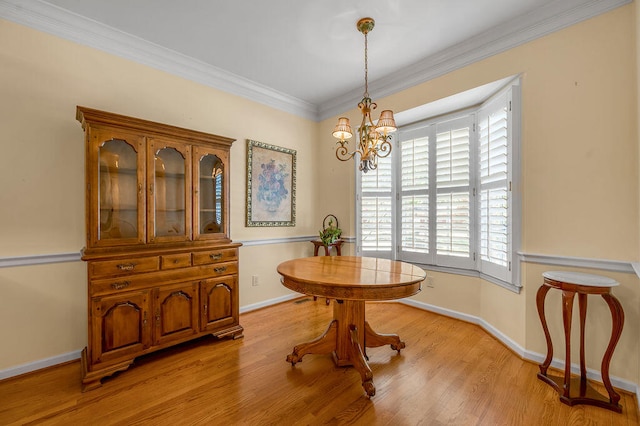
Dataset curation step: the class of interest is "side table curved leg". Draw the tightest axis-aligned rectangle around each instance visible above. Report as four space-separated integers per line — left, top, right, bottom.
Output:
578 293 588 381
561 289 576 399
601 293 625 409
348 325 375 397
286 320 337 365
536 284 553 376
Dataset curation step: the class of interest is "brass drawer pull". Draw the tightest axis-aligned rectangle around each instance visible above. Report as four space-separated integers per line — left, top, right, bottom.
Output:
214 266 227 273
111 281 131 290
117 263 135 271
209 253 223 260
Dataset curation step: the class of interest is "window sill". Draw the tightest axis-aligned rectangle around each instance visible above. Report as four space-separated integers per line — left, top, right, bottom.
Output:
411 262 522 294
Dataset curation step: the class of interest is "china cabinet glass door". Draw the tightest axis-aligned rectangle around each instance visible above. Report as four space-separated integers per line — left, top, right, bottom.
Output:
148 138 192 242
91 129 145 247
193 147 228 240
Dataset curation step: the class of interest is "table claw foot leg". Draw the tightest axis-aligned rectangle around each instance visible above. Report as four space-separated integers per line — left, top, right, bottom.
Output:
390 340 406 353
348 325 376 397
286 352 301 365
285 320 337 366
364 321 406 354
363 380 376 397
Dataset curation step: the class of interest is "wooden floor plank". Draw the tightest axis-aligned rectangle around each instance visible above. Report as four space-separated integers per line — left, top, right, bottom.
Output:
0 299 637 425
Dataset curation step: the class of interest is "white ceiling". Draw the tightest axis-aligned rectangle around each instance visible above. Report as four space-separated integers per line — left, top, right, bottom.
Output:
0 0 631 120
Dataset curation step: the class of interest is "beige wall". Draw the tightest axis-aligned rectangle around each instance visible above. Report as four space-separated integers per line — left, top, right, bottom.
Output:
0 18 319 370
318 4 639 384
1 4 639 391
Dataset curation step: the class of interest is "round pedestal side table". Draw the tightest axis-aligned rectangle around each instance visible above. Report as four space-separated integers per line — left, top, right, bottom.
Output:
536 271 624 412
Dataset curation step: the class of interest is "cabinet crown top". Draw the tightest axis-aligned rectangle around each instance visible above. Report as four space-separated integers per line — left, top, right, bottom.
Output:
76 106 235 147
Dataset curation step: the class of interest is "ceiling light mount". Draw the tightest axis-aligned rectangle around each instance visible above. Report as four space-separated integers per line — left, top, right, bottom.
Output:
356 17 375 35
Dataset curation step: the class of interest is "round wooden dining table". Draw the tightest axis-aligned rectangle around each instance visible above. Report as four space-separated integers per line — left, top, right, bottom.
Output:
277 256 426 397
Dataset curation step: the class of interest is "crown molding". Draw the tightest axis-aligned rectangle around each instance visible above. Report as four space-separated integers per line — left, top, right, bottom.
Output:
0 0 631 122
318 0 632 121
0 0 319 120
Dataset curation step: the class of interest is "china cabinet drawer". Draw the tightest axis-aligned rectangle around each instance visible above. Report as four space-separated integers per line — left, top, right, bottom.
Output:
161 253 192 270
205 261 238 277
89 256 159 277
192 248 237 265
90 276 149 296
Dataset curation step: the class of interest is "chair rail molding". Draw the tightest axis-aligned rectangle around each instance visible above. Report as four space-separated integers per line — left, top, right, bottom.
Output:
0 252 81 268
517 251 638 277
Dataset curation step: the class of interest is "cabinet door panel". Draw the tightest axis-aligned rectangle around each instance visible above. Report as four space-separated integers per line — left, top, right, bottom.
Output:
148 138 192 243
91 291 150 365
201 276 238 332
193 146 229 241
88 127 145 248
154 282 199 345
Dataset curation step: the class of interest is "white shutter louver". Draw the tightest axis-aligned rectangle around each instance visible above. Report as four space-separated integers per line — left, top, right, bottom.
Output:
400 136 429 255
360 154 393 254
436 124 471 260
478 92 511 280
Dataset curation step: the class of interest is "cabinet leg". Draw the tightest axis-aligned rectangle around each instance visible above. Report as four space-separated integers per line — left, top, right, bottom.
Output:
80 348 134 393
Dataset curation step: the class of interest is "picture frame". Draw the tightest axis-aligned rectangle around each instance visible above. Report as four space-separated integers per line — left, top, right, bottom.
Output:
246 139 296 227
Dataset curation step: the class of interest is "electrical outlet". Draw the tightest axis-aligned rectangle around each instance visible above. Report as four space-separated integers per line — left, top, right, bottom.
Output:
426 275 434 288
252 275 259 286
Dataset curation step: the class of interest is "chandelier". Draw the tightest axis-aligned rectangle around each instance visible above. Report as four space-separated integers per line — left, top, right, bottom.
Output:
332 17 397 173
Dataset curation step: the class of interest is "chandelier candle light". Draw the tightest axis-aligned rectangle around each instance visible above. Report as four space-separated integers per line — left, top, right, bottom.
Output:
332 17 397 173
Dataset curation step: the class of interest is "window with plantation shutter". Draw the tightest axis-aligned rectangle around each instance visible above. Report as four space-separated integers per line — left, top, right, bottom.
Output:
358 153 393 257
395 115 474 269
435 117 473 268
477 89 516 282
356 78 520 290
399 130 430 263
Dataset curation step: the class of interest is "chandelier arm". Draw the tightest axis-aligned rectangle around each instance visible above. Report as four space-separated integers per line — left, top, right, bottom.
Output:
335 143 357 162
376 139 393 158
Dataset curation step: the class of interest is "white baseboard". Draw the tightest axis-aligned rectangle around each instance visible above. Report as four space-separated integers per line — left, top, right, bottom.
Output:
239 293 299 313
400 298 639 397
0 350 82 381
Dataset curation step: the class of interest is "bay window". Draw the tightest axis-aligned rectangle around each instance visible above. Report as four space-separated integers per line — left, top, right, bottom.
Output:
356 79 520 290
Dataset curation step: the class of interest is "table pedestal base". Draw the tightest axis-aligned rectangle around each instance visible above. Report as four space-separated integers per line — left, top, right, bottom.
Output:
286 299 404 397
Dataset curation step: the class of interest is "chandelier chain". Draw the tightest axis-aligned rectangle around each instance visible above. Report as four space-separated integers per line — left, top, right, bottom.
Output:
364 31 369 98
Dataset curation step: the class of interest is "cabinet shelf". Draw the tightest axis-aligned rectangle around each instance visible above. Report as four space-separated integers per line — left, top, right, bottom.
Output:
154 172 185 179
99 165 137 175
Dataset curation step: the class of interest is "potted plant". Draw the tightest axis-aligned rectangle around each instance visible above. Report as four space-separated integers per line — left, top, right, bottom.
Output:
319 215 342 246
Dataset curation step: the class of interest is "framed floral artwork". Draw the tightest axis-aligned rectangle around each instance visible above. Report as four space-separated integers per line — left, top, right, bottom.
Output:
246 140 296 227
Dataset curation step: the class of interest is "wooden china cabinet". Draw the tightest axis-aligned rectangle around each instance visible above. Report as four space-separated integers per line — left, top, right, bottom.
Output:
77 107 242 391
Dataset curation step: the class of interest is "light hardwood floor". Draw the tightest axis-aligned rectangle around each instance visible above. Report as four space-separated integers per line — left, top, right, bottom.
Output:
1 299 637 425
